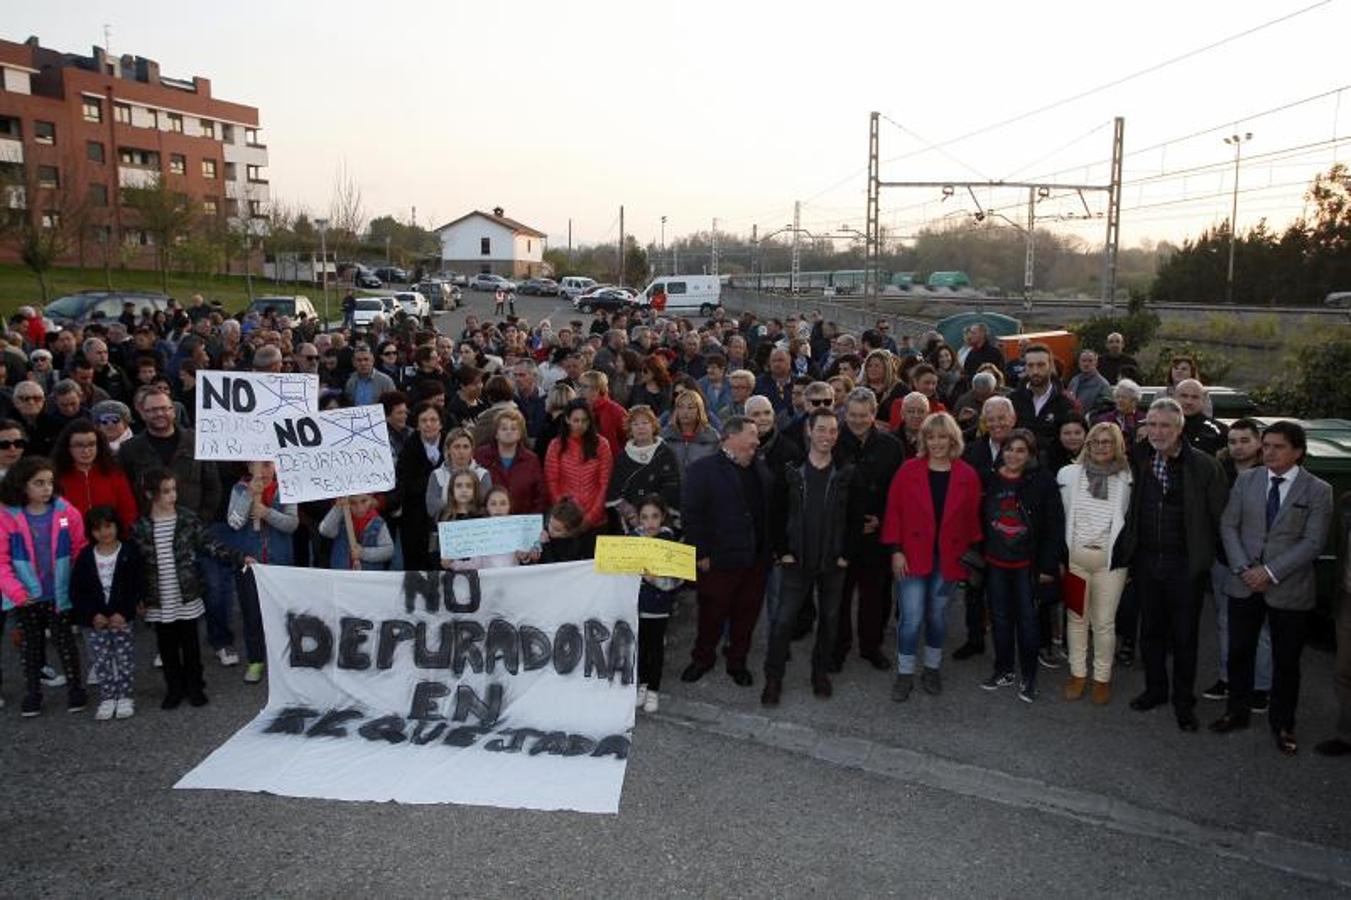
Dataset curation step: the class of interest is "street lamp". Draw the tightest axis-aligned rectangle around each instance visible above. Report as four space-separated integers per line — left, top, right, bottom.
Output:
1223 132 1252 304
314 217 330 326
660 216 667 276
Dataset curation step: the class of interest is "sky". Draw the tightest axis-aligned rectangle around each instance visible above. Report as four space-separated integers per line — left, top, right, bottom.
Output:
11 0 1351 254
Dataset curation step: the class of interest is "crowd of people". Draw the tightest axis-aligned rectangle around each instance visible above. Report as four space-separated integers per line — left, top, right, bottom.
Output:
0 292 1347 759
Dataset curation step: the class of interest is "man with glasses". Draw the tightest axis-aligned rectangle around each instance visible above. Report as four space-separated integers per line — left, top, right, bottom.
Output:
874 319 899 355
119 387 233 666
291 343 320 375
12 384 54 456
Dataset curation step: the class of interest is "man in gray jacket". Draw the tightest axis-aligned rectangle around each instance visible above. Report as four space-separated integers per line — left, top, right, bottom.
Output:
344 347 396 407
1210 420 1333 755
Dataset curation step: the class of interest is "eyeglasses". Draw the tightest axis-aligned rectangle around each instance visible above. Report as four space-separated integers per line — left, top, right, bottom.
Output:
0 439 27 450
302 354 319 360
96 415 123 426
16 395 42 403
808 398 833 407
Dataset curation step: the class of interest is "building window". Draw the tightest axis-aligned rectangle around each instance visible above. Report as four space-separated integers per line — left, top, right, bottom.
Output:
82 97 103 122
203 198 218 215
147 109 159 129
221 124 234 143
224 162 237 180
35 121 55 145
224 198 239 217
41 211 61 229
200 119 215 139
245 127 261 146
87 140 105 163
248 199 264 217
481 237 491 255
527 239 532 253
167 113 183 133
0 116 20 138
37 166 59 189
201 159 217 179
246 164 265 182
169 154 186 175
88 183 109 207
114 103 131 124
119 147 159 168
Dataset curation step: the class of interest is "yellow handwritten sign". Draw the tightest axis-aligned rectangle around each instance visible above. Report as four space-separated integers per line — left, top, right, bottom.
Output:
593 536 697 581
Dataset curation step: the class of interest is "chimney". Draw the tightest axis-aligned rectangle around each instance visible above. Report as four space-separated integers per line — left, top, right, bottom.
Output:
492 206 504 218
193 76 211 96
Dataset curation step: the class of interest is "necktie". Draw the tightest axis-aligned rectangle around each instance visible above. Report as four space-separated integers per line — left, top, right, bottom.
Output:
1265 476 1285 529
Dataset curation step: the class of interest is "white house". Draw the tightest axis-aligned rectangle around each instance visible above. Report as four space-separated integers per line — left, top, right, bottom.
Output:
433 207 548 278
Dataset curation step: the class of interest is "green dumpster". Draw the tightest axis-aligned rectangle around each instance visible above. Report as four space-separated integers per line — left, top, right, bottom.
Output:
934 312 1022 350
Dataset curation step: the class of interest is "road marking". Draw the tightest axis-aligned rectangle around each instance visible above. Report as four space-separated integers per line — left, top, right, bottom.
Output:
651 697 1351 889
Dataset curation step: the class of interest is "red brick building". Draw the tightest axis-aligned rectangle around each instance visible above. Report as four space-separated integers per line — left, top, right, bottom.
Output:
0 35 269 267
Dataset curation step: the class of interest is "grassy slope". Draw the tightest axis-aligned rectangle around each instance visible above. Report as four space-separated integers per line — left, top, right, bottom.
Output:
0 264 334 316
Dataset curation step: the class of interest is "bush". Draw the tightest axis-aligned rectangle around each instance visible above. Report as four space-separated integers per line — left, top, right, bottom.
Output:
1070 310 1161 356
1146 342 1233 384
1250 331 1351 418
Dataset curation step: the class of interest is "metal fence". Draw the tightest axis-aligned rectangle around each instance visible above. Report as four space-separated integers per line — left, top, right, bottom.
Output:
722 288 936 335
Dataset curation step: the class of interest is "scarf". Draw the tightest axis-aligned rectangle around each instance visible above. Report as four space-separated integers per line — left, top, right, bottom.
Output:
351 506 379 540
256 478 279 510
1084 459 1116 501
625 438 662 465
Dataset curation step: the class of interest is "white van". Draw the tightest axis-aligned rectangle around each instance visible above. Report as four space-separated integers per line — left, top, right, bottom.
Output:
558 276 597 300
635 275 722 316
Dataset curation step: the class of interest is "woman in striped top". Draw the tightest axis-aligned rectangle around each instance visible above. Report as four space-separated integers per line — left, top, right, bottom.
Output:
131 468 253 710
1056 422 1134 706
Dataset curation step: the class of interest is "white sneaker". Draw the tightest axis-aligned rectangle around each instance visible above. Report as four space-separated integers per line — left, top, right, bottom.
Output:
643 691 660 714
95 699 117 721
40 665 66 687
153 653 162 669
217 647 240 667
115 697 135 719
0 694 6 708
87 667 100 686
635 684 648 708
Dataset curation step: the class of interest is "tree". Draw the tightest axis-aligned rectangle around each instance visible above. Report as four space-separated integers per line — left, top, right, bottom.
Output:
0 162 87 300
328 160 365 264
121 174 196 292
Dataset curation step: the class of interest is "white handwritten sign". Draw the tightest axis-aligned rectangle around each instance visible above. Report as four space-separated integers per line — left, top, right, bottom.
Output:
175 561 639 812
270 404 396 503
438 514 543 559
195 372 319 461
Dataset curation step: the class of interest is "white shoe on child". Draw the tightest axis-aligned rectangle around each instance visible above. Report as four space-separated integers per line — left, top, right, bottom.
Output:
635 685 648 709
643 691 660 714
153 654 162 669
217 647 240 667
115 697 135 719
95 699 117 721
87 667 100 686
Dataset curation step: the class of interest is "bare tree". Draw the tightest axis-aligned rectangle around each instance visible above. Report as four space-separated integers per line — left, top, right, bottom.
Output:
121 174 196 293
0 163 89 300
328 159 365 263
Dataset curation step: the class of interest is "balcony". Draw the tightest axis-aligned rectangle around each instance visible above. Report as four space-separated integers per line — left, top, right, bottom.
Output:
118 166 160 188
0 136 21 164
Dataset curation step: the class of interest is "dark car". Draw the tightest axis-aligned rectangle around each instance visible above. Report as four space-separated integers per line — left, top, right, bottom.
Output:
518 278 559 296
373 266 409 285
573 287 633 314
43 290 172 327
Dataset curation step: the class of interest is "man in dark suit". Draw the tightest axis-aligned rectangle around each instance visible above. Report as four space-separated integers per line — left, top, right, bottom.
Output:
1010 343 1075 464
1210 421 1333 755
1316 492 1351 757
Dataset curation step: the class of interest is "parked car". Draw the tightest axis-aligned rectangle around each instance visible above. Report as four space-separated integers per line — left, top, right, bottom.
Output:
247 295 319 321
438 271 469 287
392 290 431 319
469 273 517 292
351 297 388 328
413 281 454 311
373 266 409 285
340 263 383 289
573 287 634 314
43 290 172 327
558 276 597 300
518 278 559 296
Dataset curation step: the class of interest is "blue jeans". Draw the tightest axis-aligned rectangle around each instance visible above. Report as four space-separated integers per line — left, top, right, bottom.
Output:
986 564 1039 684
895 556 953 674
201 526 238 650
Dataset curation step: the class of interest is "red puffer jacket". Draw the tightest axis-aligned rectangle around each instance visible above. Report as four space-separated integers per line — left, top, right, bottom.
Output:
544 434 614 529
59 466 140 533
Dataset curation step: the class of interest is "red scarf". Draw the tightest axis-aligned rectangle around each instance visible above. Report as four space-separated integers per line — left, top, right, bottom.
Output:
351 506 379 540
248 477 279 510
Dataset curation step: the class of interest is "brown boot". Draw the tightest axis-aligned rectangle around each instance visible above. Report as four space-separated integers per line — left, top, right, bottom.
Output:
1091 680 1112 705
1063 675 1087 701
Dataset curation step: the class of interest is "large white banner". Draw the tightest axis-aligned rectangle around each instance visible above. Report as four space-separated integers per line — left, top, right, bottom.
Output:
269 404 396 503
176 562 640 813
195 371 320 461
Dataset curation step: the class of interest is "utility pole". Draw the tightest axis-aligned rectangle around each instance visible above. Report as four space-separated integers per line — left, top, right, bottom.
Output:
1223 132 1252 304
1023 188 1036 313
865 111 880 311
411 205 417 227
567 218 573 265
315 217 330 326
710 218 719 276
618 205 625 286
1101 116 1124 309
660 215 666 276
790 201 801 294
750 224 758 287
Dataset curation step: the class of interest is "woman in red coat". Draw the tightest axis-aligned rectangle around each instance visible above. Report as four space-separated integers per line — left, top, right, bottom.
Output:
880 411 983 701
474 407 547 515
53 420 139 533
544 399 614 547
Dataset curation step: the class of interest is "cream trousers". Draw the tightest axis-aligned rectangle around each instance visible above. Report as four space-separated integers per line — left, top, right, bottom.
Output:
1066 545 1128 682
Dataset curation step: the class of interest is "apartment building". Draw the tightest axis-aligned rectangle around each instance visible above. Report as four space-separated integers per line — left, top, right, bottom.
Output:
0 35 268 264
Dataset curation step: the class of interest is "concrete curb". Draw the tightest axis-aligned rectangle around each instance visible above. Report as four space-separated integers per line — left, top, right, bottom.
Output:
653 697 1351 890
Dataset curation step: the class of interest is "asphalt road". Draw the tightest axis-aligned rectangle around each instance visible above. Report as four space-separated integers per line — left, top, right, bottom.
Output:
1 289 1348 897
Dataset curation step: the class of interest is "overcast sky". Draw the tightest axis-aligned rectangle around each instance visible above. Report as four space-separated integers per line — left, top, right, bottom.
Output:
13 0 1350 252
